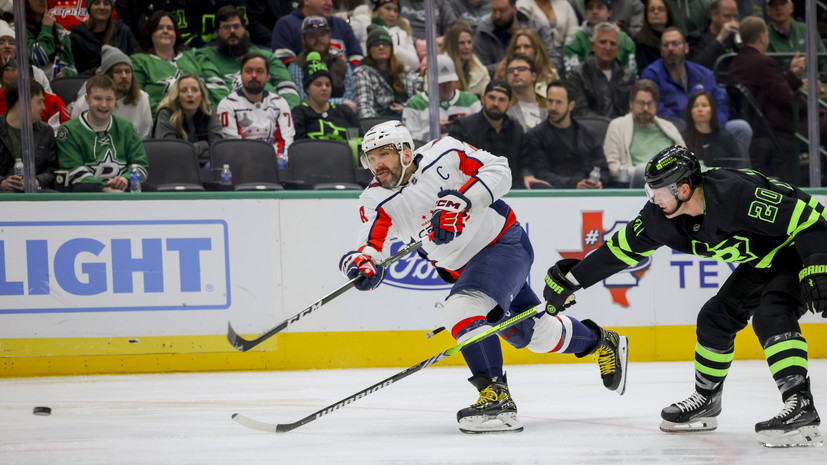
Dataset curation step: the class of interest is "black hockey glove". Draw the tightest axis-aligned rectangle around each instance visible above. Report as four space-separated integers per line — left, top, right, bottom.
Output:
800 253 827 318
543 258 581 316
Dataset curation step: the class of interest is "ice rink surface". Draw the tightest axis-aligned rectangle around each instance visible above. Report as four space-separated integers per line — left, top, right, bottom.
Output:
2 359 826 465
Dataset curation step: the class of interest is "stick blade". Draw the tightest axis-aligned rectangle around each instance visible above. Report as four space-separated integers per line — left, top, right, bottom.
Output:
232 413 295 433
226 322 256 352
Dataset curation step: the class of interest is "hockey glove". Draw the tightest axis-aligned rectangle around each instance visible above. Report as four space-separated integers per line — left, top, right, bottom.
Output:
800 253 827 317
340 251 386 291
543 258 582 316
430 190 472 245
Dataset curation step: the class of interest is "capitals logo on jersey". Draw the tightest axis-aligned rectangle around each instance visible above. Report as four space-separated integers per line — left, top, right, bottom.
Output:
558 211 652 307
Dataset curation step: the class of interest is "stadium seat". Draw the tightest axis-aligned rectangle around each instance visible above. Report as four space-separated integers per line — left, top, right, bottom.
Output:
288 139 362 190
143 139 205 192
209 139 285 191
359 116 396 135
49 76 86 105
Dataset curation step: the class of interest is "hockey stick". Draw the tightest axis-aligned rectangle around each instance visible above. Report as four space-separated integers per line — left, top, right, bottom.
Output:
231 305 539 433
227 239 425 352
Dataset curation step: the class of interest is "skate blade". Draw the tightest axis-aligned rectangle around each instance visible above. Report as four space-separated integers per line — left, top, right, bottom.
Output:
659 417 718 432
458 412 524 434
758 425 823 448
615 336 629 396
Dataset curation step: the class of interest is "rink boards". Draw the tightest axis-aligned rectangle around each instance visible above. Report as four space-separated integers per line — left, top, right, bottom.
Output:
2 190 826 377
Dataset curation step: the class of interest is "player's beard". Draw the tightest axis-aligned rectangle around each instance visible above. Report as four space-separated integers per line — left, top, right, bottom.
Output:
243 79 265 95
375 166 401 189
218 34 252 58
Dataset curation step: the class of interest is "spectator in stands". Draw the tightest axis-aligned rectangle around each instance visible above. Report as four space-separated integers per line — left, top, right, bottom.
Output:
449 0 493 31
494 28 560 97
686 0 741 70
0 20 53 93
399 0 457 40
521 80 609 189
563 0 637 74
114 0 187 41
634 0 675 73
0 81 57 192
663 0 710 37
439 20 490 96
516 0 578 49
195 5 300 109
504 54 546 131
353 26 422 120
474 0 563 75
248 0 295 48
217 52 295 165
131 11 217 113
0 60 69 133
609 0 645 36
448 79 525 188
402 54 481 141
153 73 223 166
350 0 419 71
71 46 152 139
292 52 360 142
603 78 684 186
57 74 148 192
682 90 750 168
766 0 827 76
25 0 77 78
272 0 364 66
568 22 637 119
729 15 826 183
640 26 752 148
70 0 137 77
179 0 247 49
288 16 356 113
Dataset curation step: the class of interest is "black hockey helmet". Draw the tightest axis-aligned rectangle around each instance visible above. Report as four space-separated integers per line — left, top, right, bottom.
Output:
644 146 701 190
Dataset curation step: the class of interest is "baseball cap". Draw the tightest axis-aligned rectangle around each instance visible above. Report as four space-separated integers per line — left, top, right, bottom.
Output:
302 16 330 35
0 20 14 40
586 0 612 8
484 79 512 99
436 55 459 84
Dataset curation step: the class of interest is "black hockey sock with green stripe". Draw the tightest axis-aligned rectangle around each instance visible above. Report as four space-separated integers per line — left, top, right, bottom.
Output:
763 332 809 400
694 343 734 396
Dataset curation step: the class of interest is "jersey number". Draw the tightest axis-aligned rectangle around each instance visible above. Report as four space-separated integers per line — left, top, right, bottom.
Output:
748 188 781 223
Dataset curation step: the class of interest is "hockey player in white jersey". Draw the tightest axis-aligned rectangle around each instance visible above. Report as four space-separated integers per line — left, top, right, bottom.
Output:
339 120 629 433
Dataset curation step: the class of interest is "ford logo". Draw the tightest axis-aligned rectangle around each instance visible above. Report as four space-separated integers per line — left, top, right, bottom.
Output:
383 240 452 291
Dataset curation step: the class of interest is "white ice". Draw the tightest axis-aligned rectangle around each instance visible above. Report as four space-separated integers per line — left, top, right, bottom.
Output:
2 360 826 464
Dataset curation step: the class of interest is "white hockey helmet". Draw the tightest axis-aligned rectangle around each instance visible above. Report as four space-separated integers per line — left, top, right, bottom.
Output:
360 120 414 169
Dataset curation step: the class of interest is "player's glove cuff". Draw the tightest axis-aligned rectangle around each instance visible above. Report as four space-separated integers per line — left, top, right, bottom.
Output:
543 258 582 315
340 251 386 291
800 253 827 317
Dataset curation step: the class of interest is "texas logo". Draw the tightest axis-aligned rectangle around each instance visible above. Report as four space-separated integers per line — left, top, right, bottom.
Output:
558 211 652 307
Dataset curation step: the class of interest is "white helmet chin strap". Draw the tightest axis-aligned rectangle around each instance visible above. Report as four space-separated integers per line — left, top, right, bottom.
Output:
395 145 413 188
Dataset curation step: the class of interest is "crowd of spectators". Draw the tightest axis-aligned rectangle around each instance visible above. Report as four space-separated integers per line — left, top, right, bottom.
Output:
0 0 825 193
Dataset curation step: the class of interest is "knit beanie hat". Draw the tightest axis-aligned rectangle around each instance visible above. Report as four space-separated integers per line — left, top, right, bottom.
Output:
0 20 14 40
303 51 332 90
100 45 131 75
366 25 392 50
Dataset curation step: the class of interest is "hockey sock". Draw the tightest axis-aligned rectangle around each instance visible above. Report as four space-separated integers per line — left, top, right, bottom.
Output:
763 332 809 400
460 334 504 379
694 342 734 396
559 317 598 355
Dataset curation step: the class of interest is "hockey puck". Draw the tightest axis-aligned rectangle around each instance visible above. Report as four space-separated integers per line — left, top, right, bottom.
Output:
33 406 51 416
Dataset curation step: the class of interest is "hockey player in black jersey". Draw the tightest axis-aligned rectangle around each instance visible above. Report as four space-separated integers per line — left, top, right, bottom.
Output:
543 146 827 447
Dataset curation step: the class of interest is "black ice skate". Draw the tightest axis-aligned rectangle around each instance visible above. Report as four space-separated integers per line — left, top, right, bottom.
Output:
457 374 523 434
755 387 822 448
660 390 722 432
577 319 629 395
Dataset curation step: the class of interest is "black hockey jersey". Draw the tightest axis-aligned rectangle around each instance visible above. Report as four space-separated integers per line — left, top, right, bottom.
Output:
571 168 827 288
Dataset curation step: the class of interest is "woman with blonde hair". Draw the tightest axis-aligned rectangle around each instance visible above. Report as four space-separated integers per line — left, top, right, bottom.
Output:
153 73 223 166
439 20 489 96
495 28 560 98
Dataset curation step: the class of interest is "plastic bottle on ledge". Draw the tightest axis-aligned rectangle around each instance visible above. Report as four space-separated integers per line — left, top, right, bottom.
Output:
617 164 629 184
129 166 141 192
220 164 233 187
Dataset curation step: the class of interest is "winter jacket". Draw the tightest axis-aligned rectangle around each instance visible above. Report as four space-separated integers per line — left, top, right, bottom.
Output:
349 5 420 71
449 111 524 189
69 21 138 77
0 115 57 189
353 64 422 120
640 58 729 125
664 0 711 37
272 9 364 65
568 55 638 120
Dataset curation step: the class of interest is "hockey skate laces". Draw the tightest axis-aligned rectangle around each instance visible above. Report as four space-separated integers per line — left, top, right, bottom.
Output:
595 347 616 376
675 392 708 412
773 395 799 419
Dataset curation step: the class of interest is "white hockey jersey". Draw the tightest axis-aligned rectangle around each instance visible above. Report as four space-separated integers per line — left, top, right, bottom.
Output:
354 136 515 272
217 89 295 156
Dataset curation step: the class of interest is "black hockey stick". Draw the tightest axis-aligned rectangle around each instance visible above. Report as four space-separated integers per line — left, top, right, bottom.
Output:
227 239 425 352
231 305 539 433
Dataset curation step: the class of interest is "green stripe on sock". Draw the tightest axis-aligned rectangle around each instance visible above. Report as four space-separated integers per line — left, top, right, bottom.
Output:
768 356 809 375
695 343 734 363
764 339 808 358
695 360 730 378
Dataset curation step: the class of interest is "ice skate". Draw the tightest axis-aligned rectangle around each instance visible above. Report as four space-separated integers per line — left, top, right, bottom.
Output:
755 387 822 448
578 320 628 395
457 374 523 434
660 390 722 432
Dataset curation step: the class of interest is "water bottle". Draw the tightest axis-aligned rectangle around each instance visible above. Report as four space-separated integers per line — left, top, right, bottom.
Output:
277 152 288 169
734 32 743 48
220 164 232 185
589 166 601 183
617 164 630 184
129 166 141 192
14 160 23 177
52 51 62 79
